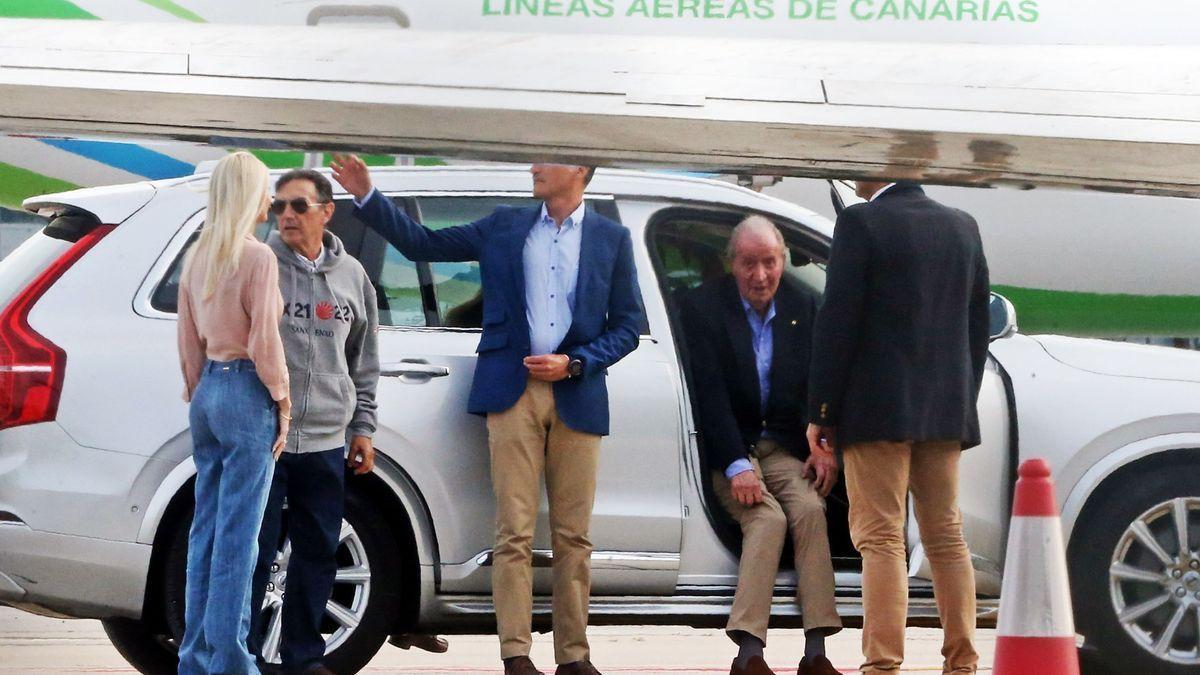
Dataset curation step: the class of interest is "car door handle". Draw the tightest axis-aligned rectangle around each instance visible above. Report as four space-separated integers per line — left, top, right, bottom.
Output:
381 360 450 379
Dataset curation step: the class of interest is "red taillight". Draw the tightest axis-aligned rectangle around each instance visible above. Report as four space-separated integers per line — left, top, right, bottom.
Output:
0 225 115 431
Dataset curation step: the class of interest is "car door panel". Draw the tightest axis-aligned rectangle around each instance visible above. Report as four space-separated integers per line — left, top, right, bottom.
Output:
367 194 683 596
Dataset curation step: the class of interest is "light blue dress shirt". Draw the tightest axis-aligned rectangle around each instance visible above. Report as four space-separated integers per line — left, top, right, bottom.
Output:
725 297 777 479
525 201 586 356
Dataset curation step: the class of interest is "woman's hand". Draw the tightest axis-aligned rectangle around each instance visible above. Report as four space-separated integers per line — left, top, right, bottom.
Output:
273 398 291 460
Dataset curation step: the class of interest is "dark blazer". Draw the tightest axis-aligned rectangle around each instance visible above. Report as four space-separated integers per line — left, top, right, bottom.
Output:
808 182 991 449
681 275 819 472
354 192 645 436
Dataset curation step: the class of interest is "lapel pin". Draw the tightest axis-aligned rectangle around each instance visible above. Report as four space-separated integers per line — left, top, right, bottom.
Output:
790 319 798 326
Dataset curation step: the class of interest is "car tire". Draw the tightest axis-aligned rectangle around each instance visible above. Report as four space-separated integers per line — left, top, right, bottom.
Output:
161 485 405 674
100 617 178 675
1069 462 1200 675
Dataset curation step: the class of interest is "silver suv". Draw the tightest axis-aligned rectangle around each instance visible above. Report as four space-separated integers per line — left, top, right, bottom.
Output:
2 167 1199 674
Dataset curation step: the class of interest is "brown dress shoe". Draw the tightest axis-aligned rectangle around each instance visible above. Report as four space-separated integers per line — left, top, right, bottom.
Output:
730 656 778 675
505 656 546 675
796 654 841 675
554 661 602 675
389 633 450 653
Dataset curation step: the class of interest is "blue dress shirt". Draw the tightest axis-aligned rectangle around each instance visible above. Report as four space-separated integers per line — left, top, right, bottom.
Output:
525 201 585 356
725 296 777 479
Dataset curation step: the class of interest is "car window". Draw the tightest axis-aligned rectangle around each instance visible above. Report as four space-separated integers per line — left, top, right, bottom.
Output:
415 196 538 328
375 234 427 328
150 219 275 314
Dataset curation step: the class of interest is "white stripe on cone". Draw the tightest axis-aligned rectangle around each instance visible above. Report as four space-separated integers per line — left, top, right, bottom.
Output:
997 516 1075 637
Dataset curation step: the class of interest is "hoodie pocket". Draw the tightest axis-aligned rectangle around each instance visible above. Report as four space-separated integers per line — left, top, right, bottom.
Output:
303 373 355 435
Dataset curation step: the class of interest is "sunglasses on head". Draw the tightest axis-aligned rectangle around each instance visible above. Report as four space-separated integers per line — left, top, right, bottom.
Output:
270 197 328 215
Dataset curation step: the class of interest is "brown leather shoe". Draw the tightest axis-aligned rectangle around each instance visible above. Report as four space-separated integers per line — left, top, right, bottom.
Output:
390 633 450 653
505 656 546 675
730 656 778 675
554 661 602 675
796 654 840 675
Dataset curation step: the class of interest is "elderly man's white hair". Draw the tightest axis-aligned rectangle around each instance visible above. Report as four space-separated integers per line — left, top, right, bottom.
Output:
726 214 786 260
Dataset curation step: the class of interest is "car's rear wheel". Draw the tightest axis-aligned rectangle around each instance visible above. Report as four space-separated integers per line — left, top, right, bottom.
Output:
159 486 403 674
1070 462 1200 674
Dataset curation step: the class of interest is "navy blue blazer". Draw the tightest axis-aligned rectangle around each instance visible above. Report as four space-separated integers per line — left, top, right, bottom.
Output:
354 192 645 436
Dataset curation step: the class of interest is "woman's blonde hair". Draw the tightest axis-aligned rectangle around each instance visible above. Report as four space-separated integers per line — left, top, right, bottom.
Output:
186 151 270 298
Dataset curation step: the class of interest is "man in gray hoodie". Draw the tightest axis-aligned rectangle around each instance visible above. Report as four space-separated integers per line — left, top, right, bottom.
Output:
247 169 380 675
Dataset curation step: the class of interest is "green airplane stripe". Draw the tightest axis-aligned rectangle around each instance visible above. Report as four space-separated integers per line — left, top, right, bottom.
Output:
994 285 1200 337
0 162 80 209
135 0 205 22
246 150 399 170
0 0 97 19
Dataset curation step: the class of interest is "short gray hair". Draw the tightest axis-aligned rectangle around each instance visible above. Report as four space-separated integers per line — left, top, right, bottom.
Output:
726 214 786 261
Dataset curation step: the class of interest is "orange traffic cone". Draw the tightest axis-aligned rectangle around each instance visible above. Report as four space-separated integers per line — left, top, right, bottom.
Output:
993 458 1080 675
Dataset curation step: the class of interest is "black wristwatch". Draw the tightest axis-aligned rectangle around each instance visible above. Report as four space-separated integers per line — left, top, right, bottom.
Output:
567 357 584 379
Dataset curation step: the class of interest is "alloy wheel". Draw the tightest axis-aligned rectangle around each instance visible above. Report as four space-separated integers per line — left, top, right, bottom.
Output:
258 519 372 665
1109 497 1200 665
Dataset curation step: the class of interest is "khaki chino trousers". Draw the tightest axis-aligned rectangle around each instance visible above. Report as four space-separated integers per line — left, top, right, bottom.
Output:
712 438 843 642
487 378 601 665
843 440 978 674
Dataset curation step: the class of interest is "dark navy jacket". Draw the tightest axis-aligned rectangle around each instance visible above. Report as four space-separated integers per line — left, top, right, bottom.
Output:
808 183 991 449
354 192 645 436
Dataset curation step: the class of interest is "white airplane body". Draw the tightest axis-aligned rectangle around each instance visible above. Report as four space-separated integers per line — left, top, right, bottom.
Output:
0 4 1197 337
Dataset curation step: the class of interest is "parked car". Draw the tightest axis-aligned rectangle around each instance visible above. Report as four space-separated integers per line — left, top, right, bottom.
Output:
1 167 1198 674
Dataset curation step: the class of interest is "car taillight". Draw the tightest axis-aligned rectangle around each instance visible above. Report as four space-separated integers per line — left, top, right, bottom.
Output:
0 224 115 431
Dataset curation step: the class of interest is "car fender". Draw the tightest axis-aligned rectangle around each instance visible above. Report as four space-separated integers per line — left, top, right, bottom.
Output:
135 450 439 576
1060 431 1200 538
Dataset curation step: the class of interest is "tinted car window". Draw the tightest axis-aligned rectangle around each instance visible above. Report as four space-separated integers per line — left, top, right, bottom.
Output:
416 196 538 329
376 241 426 327
150 219 275 314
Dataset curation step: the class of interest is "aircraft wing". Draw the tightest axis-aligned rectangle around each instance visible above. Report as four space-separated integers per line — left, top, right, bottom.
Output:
0 19 1197 195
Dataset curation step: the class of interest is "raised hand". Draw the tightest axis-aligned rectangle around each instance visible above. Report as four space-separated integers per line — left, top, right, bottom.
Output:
330 153 373 202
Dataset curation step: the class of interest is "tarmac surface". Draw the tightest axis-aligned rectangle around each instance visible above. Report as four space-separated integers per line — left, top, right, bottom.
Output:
0 607 997 674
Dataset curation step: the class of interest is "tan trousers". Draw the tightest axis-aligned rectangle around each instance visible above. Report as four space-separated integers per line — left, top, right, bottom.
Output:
487 378 601 665
712 439 842 642
843 441 978 674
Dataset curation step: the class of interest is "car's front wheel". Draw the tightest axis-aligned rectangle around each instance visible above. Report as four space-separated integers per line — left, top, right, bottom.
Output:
160 486 403 674
1070 460 1200 674
100 617 178 675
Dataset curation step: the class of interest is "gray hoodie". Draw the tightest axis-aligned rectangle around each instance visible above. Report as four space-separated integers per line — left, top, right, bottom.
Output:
268 231 379 454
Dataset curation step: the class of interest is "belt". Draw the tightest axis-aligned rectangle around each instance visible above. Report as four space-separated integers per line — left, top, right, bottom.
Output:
204 358 256 373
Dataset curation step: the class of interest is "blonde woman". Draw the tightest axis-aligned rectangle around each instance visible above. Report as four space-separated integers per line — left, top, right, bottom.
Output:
176 151 291 675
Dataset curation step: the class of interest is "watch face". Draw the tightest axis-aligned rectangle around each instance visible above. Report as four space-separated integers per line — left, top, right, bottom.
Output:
569 359 583 377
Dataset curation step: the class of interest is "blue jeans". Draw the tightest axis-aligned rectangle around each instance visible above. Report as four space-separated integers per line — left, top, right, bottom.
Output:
248 447 347 673
179 359 277 675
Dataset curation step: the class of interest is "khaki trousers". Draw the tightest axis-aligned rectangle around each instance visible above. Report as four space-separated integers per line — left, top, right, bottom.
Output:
843 440 978 674
487 378 601 665
712 438 842 642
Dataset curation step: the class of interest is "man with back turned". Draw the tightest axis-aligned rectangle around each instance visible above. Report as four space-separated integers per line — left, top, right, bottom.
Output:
806 180 991 674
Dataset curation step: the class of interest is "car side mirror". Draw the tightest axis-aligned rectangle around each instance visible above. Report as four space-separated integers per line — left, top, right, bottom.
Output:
989 292 1018 341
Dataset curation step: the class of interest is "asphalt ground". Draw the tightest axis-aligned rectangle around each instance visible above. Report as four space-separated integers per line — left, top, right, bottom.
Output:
0 607 998 674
